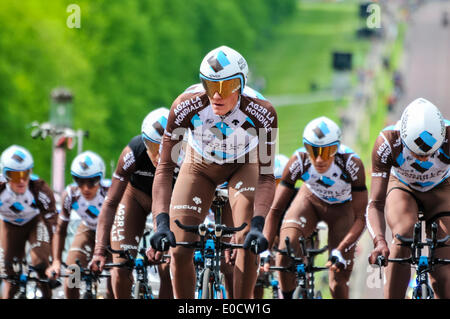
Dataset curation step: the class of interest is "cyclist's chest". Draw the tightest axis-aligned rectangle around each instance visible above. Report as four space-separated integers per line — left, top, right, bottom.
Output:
71 192 104 224
302 163 351 202
392 148 449 179
0 188 40 223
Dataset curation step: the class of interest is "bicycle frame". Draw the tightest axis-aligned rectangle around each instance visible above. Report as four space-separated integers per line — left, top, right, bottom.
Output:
105 231 156 299
388 220 450 299
175 219 245 299
271 236 328 299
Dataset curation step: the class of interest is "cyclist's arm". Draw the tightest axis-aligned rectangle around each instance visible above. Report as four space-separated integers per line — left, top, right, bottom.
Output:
152 101 186 218
264 154 300 249
366 135 392 243
94 146 134 256
336 156 368 253
33 179 58 240
254 111 278 219
51 190 71 263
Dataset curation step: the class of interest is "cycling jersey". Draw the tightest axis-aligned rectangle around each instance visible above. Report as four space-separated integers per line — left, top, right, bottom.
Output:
95 135 178 256
59 180 110 231
153 84 277 216
281 145 366 204
0 176 57 226
372 121 450 192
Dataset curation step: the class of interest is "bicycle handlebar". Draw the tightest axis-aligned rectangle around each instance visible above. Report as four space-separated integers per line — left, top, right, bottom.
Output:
174 219 247 236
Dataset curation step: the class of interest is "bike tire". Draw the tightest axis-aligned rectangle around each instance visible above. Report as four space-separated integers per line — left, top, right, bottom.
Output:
315 291 322 299
134 282 149 299
201 268 212 299
292 286 307 299
420 283 429 299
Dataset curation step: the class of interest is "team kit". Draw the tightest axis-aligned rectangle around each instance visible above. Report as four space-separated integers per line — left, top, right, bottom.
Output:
0 46 449 300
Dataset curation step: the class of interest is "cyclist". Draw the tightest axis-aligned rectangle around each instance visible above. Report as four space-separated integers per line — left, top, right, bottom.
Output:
254 154 289 298
367 98 450 298
0 145 57 298
149 45 278 299
46 151 113 299
264 117 368 299
90 107 174 299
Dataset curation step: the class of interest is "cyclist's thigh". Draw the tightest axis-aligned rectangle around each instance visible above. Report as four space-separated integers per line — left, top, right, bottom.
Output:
110 185 149 262
279 186 319 240
419 178 450 221
28 216 51 270
170 161 217 242
227 163 258 233
385 182 419 237
322 201 355 269
427 215 450 261
66 223 96 268
0 220 28 274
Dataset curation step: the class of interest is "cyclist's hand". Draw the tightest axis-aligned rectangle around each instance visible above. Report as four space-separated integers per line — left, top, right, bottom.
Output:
149 213 176 253
368 237 389 265
224 248 237 265
243 216 269 254
89 254 106 273
326 249 347 272
46 261 61 279
146 247 168 263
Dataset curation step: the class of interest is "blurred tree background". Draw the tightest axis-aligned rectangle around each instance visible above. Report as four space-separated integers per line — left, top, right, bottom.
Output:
0 0 296 182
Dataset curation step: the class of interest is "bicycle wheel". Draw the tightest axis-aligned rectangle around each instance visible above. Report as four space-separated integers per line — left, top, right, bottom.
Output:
315 291 322 299
201 268 213 299
420 283 431 299
292 286 307 299
133 282 149 299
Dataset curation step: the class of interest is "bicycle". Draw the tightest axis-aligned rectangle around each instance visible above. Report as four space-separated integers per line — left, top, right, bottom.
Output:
175 219 246 299
270 235 328 299
58 259 110 299
0 258 60 299
374 220 450 299
105 231 162 299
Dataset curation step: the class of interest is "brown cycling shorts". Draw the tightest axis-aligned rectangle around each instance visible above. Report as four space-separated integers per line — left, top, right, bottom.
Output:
110 183 152 263
65 223 96 268
280 186 355 270
386 175 450 221
0 215 51 275
170 146 258 228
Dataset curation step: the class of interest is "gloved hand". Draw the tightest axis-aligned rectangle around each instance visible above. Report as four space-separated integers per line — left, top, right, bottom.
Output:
149 213 176 252
326 249 347 272
243 216 269 254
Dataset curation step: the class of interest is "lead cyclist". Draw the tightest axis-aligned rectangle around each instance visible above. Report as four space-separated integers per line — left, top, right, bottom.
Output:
148 45 278 299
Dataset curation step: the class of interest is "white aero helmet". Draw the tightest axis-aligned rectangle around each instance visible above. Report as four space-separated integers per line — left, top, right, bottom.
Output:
400 98 445 156
303 116 341 147
1 145 34 176
199 45 248 96
141 107 170 144
274 154 289 179
71 151 105 179
303 117 341 160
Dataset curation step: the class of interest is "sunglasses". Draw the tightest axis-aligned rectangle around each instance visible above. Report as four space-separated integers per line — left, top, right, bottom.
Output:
5 169 31 183
200 75 242 99
73 176 101 188
304 143 338 161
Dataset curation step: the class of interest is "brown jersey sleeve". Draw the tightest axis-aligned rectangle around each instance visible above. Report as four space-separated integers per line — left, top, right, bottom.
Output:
247 98 278 217
366 134 394 241
94 145 136 255
336 155 368 253
152 91 206 216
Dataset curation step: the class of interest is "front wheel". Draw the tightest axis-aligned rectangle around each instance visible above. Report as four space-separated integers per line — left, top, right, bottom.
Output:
201 268 212 299
134 282 150 299
292 286 307 299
